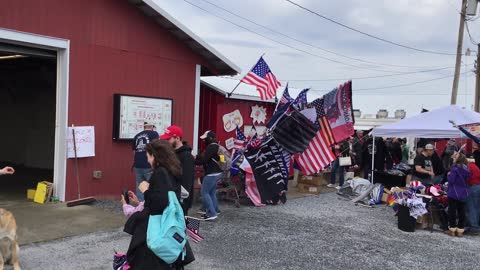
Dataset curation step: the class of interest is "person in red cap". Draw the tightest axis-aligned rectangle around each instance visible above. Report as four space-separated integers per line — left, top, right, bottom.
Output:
160 125 195 215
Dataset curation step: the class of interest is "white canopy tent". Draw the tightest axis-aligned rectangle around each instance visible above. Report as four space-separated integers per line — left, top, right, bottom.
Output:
368 105 480 183
372 105 480 139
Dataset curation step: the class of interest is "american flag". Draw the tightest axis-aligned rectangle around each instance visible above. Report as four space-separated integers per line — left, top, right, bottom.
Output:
310 98 335 145
241 57 281 100
186 217 204 244
280 84 294 104
294 97 336 175
292 88 309 111
234 126 247 150
294 131 335 175
247 134 263 149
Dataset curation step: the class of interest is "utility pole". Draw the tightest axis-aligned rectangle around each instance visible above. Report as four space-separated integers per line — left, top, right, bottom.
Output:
475 43 480 111
451 0 468 105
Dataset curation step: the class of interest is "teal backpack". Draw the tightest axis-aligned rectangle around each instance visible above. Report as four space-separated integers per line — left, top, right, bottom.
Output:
146 186 187 264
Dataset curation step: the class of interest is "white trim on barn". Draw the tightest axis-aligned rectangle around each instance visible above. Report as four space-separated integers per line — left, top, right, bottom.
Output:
193 64 201 155
200 78 276 103
0 28 69 201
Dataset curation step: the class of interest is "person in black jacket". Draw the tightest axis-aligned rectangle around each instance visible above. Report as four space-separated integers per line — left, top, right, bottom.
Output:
124 139 194 270
195 130 223 221
160 125 195 215
362 136 388 178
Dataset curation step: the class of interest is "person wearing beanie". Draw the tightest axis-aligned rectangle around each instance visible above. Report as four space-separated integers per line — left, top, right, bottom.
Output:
446 153 471 237
195 130 223 221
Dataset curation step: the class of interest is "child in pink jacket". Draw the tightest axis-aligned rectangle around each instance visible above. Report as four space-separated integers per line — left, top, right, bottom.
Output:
121 191 144 217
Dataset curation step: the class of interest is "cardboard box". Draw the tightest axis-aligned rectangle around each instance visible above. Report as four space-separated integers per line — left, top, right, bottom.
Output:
297 183 321 195
33 181 53 204
27 189 36 200
298 173 329 187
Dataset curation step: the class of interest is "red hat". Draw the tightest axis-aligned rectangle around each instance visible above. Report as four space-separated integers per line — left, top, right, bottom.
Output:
160 125 183 140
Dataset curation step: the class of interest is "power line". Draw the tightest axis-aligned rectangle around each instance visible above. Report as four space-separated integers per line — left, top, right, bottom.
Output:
182 0 433 73
197 0 446 69
447 0 462 14
220 65 466 82
283 66 459 81
353 92 472 96
284 0 459 56
313 71 470 92
466 21 478 46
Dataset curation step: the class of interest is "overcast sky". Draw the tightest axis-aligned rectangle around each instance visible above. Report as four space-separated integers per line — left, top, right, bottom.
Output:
153 0 480 117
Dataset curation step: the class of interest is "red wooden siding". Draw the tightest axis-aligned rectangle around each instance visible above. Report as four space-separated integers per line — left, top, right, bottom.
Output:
0 0 220 200
199 84 276 151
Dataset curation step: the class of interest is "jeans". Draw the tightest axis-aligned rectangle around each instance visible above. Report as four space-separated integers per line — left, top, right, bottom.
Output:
466 185 480 232
448 198 466 229
134 167 152 202
330 159 345 186
363 165 371 180
201 173 223 217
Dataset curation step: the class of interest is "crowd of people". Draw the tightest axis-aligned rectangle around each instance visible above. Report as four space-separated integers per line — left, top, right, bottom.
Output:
325 126 480 237
121 122 227 269
327 131 410 187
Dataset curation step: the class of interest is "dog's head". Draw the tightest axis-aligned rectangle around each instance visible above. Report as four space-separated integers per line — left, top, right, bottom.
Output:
0 208 13 227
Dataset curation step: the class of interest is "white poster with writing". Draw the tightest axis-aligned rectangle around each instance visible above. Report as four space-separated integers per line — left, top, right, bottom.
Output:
222 109 243 132
225 137 235 150
119 96 172 139
67 126 95 158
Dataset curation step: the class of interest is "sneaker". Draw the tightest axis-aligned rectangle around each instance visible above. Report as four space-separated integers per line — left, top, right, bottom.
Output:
200 214 217 221
216 211 221 216
327 184 335 188
197 209 207 215
335 186 342 190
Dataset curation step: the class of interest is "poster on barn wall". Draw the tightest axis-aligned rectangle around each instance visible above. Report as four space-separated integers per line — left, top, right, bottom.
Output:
67 126 95 158
222 109 243 132
251 105 267 124
112 94 172 140
244 125 266 137
225 137 235 150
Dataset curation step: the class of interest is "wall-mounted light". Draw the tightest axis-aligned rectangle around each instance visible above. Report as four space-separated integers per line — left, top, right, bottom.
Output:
0 54 26 60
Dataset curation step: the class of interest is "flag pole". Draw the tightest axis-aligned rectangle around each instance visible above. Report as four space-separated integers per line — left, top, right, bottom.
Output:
274 82 288 113
227 53 266 98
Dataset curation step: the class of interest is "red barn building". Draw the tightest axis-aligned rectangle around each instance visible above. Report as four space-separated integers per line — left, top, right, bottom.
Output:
0 0 240 201
199 77 276 151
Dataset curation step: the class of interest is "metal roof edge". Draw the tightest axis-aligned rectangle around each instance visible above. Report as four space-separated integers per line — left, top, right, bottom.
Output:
130 0 241 75
200 79 275 103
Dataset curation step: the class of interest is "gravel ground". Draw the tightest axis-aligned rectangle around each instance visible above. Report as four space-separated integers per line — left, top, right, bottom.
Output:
12 192 480 270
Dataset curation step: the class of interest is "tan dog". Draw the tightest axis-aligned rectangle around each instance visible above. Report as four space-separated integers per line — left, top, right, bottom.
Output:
0 208 20 270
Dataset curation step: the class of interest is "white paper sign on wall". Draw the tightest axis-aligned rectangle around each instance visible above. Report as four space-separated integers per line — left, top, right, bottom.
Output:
67 126 95 158
222 109 243 132
225 137 235 150
250 105 267 124
244 125 266 137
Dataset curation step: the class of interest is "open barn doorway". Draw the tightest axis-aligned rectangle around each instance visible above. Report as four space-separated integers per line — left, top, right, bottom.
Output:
0 43 57 203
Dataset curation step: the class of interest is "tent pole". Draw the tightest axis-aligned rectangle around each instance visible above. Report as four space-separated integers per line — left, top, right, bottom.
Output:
371 135 375 184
